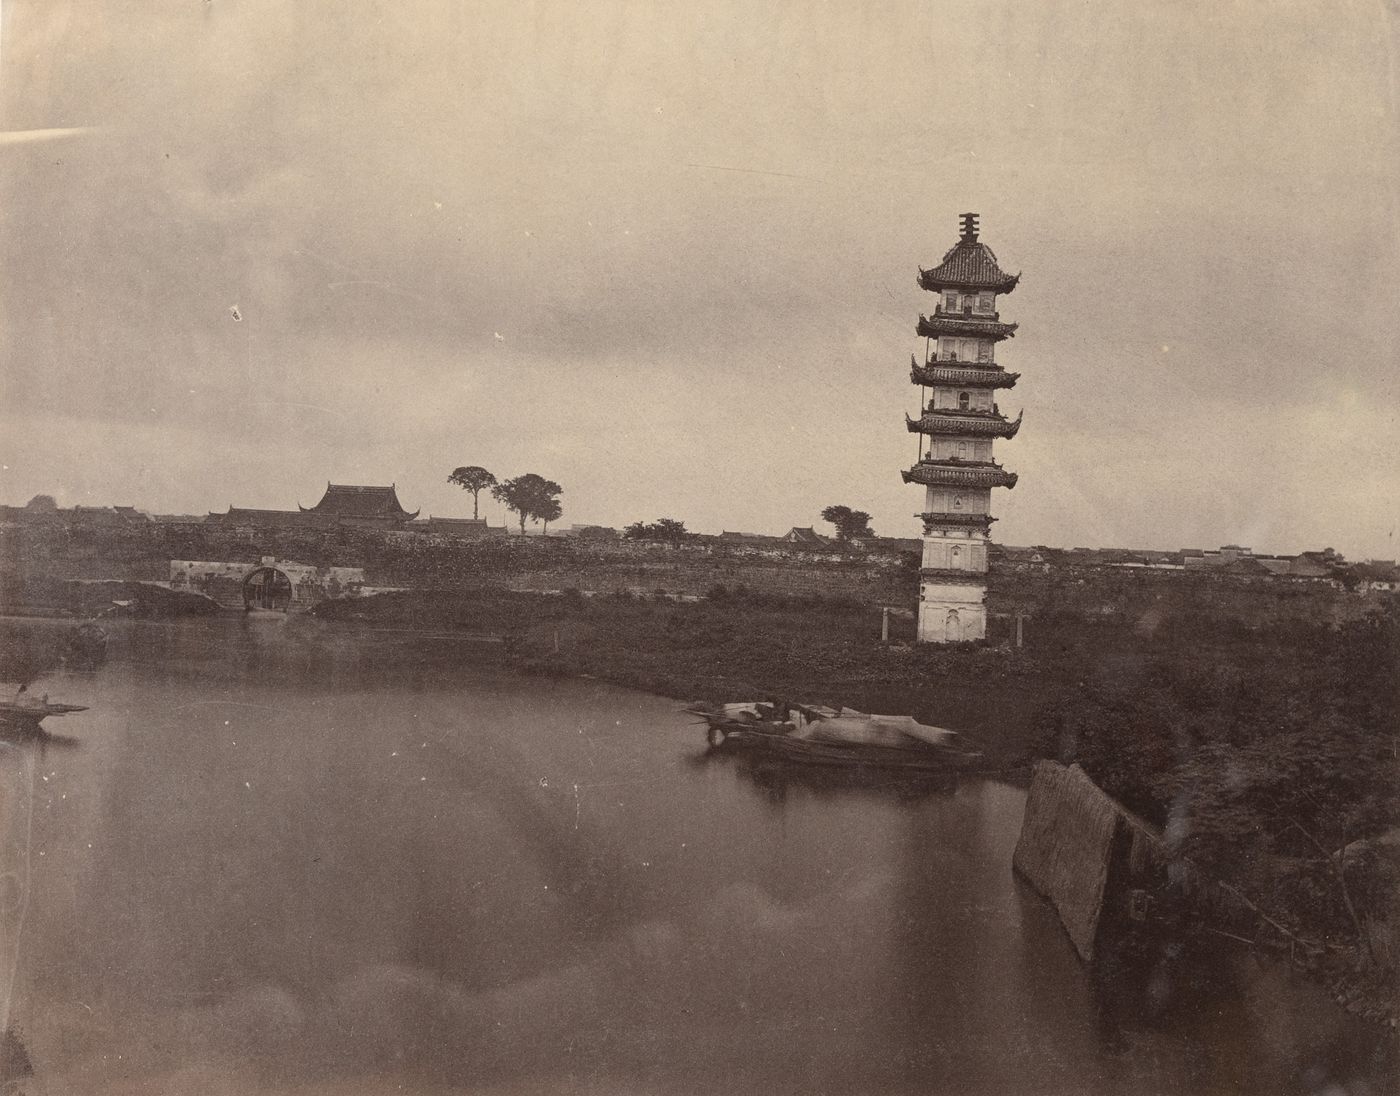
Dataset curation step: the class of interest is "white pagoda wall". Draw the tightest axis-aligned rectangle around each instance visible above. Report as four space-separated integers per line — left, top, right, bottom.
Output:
917 579 987 642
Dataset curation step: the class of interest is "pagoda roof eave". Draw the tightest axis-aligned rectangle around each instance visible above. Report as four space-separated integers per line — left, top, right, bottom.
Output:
918 512 998 529
917 236 1020 293
910 359 1019 389
906 410 1023 439
918 269 1020 295
916 315 1018 341
902 463 1019 489
918 568 989 584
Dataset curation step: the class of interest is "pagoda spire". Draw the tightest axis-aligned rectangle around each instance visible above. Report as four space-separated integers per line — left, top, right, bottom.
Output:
904 213 1024 643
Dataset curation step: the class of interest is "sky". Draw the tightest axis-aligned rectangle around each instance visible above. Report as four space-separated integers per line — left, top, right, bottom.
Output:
0 0 1397 558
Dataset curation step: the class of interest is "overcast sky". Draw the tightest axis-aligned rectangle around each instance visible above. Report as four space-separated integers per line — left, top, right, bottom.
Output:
1 1 1396 557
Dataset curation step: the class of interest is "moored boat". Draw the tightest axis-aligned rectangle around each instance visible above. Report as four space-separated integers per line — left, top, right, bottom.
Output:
687 701 983 771
0 691 88 729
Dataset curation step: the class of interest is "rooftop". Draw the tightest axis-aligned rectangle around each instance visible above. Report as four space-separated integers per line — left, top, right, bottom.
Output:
917 213 1020 294
301 483 419 520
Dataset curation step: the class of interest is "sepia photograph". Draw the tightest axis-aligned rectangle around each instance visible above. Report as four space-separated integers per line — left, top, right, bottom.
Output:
0 2 1396 1093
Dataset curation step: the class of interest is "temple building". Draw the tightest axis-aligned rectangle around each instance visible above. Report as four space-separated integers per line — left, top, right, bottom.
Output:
903 213 1022 642
298 483 419 528
208 483 419 529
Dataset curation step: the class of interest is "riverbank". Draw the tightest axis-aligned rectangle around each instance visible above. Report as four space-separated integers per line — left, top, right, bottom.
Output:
310 587 1400 1033
16 625 1387 1095
307 586 1211 769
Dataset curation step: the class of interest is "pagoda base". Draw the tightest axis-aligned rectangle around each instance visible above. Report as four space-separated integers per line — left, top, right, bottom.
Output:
917 579 987 643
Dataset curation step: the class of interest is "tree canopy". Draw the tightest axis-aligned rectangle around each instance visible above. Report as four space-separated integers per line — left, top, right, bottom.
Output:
491 473 563 534
1035 609 1400 963
447 466 497 519
624 518 689 544
820 505 874 541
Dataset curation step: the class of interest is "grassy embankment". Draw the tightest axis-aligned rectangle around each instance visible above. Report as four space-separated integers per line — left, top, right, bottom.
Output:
311 586 1248 768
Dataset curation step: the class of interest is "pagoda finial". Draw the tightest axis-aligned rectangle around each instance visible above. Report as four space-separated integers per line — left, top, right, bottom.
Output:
960 212 979 242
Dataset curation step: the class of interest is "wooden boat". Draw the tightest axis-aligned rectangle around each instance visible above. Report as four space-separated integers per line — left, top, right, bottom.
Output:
0 693 88 729
688 701 983 771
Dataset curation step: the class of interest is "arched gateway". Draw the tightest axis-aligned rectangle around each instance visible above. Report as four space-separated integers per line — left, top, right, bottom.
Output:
242 567 294 612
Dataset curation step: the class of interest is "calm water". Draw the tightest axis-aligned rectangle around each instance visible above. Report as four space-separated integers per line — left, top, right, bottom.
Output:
0 616 1391 1095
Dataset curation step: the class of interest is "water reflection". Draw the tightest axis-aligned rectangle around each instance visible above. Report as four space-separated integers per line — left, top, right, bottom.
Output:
687 745 963 808
0 617 1392 1095
0 725 56 1093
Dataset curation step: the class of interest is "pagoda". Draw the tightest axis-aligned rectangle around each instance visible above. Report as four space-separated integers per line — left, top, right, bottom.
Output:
903 213 1022 643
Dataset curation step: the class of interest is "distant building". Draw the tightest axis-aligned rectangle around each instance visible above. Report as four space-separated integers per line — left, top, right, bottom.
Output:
781 526 831 547
416 516 507 538
0 502 149 525
207 507 308 527
1348 561 1398 593
299 484 419 528
904 212 1023 643
208 483 420 529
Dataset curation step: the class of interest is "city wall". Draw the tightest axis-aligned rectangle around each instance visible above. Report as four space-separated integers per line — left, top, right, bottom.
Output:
0 522 919 606
0 520 1386 626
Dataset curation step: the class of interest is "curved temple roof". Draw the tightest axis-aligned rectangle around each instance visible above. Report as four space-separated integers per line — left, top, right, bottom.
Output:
300 483 420 520
902 462 1019 489
906 409 1023 439
910 358 1019 389
916 315 1018 342
917 216 1020 294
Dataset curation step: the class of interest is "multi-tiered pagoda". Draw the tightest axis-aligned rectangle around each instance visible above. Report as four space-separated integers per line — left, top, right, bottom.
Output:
903 213 1022 643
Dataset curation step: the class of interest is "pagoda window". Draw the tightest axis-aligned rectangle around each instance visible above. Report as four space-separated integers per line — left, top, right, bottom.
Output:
952 494 964 510
977 292 995 312
977 342 993 363
958 392 970 409
957 441 968 459
943 291 958 312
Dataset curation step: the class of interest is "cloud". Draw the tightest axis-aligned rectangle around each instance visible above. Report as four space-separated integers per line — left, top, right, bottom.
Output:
0 127 97 146
0 1 1396 556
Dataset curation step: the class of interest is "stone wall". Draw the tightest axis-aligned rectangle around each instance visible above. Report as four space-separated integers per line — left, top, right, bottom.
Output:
0 521 920 607
2 517 1387 623
1012 761 1125 960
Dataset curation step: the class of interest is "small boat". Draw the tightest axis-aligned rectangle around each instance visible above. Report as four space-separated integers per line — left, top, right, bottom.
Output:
687 701 983 771
0 690 88 729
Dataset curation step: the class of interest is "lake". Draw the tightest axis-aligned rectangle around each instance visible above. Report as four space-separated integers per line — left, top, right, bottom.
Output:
0 616 1391 1094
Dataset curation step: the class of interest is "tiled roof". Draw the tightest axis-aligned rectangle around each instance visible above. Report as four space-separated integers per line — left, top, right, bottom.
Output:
910 360 1019 389
918 239 1019 294
906 410 1023 439
902 463 1018 489
916 315 1018 341
919 512 997 529
302 484 419 520
212 508 310 526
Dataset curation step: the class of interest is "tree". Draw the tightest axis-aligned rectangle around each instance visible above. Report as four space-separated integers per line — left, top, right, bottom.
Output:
491 473 563 534
820 504 874 541
623 518 689 545
537 496 563 535
25 494 56 511
447 466 497 519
